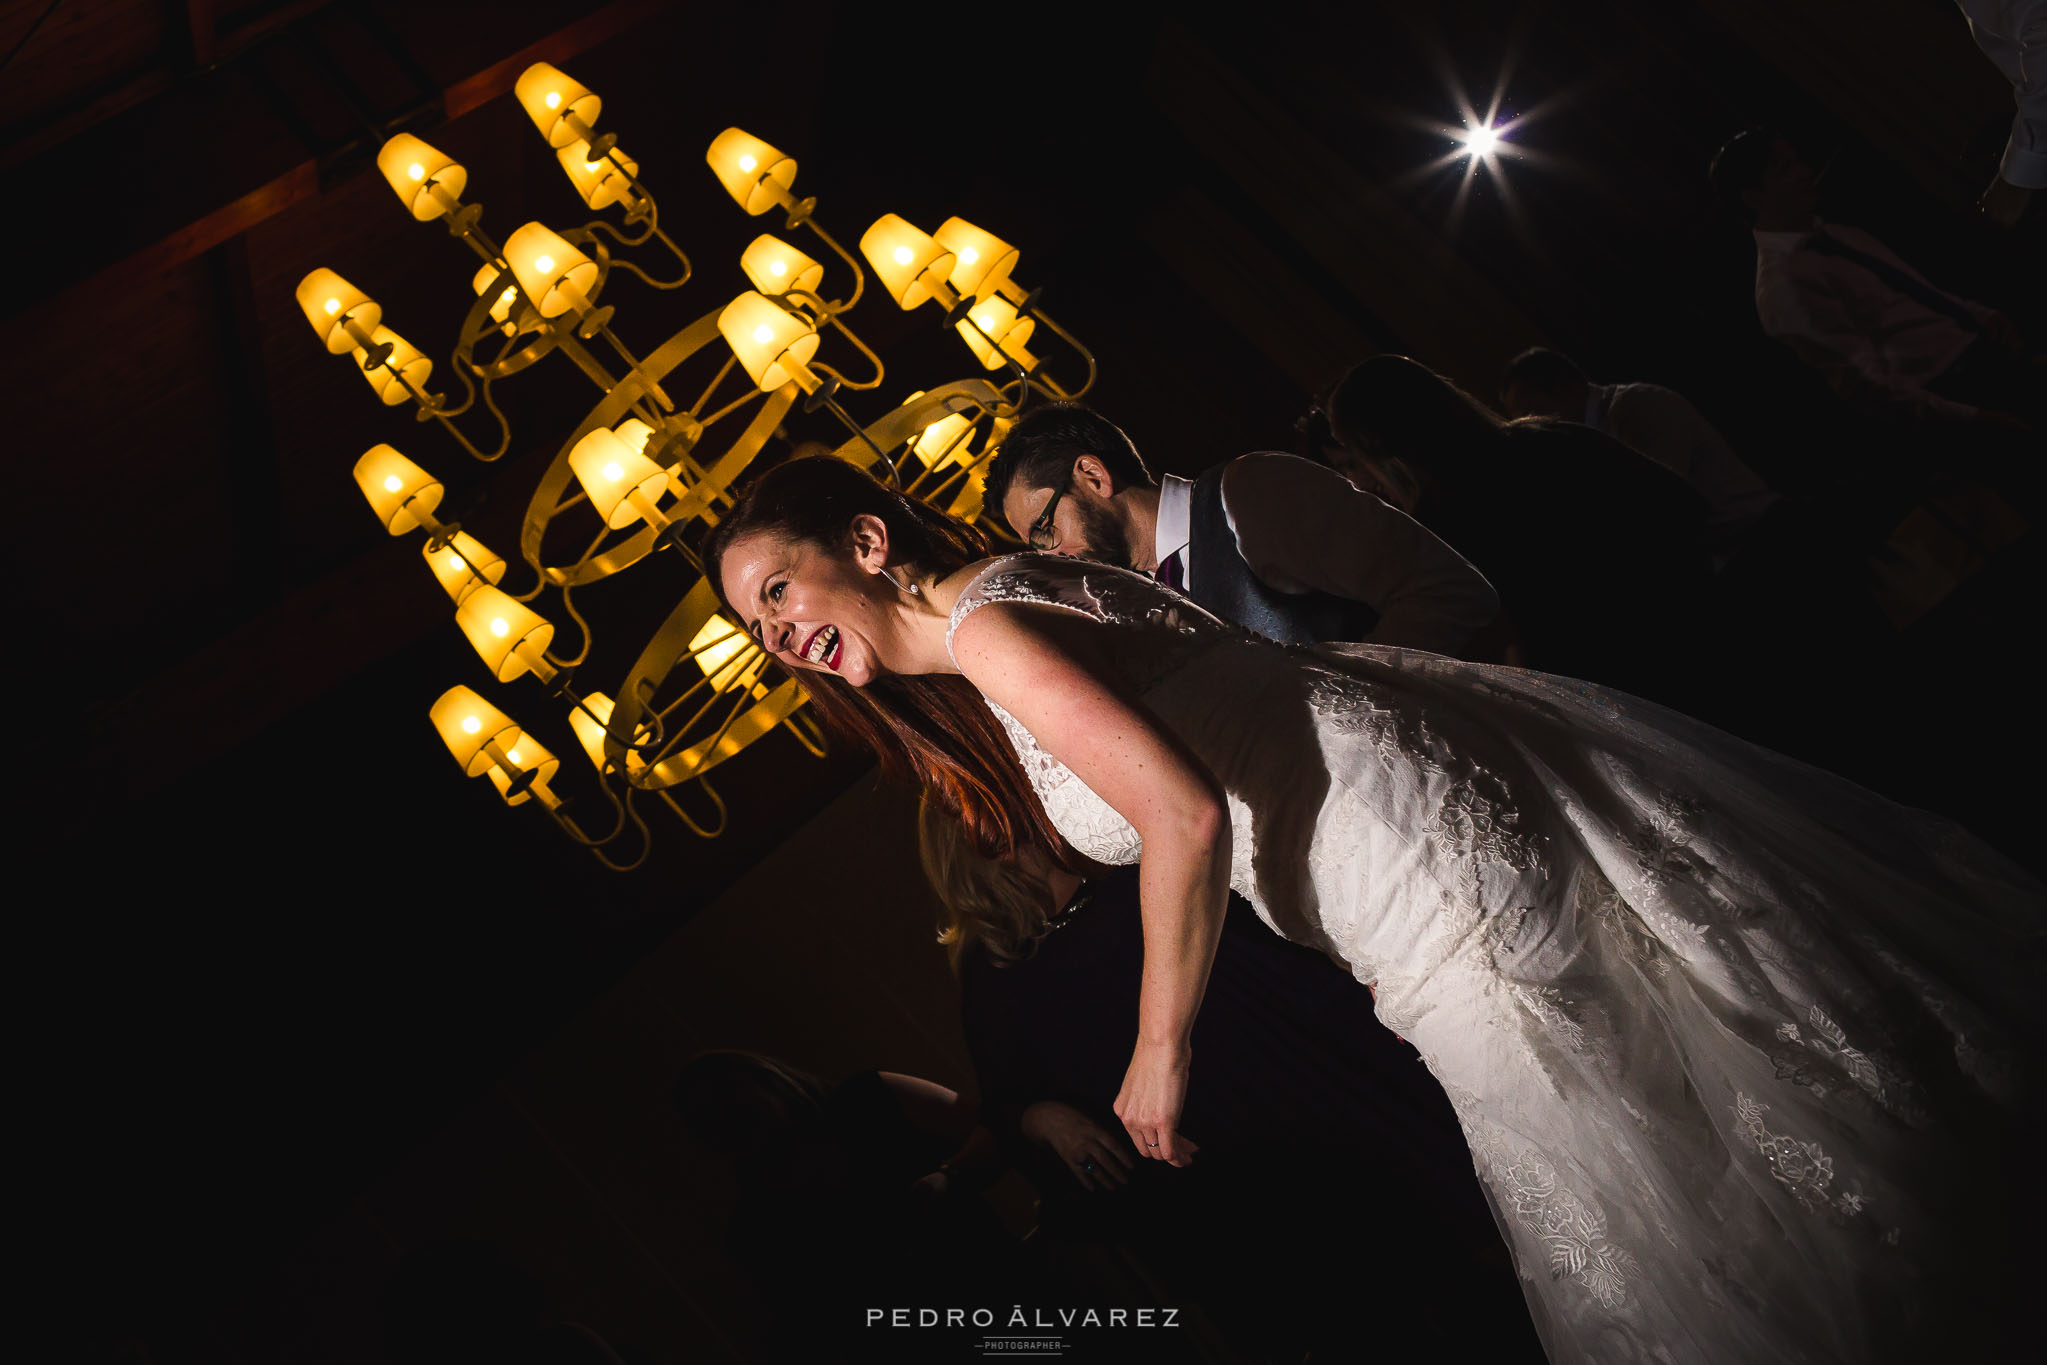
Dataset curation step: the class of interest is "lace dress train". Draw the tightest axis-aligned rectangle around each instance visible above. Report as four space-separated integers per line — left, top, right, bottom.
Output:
946 553 2042 1364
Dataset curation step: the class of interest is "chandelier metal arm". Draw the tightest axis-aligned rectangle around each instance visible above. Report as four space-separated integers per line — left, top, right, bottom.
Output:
431 349 480 420
586 217 692 290
381 361 513 463
550 577 596 670
1020 303 1098 400
548 780 654 872
780 708 829 759
806 304 884 391
694 384 766 431
804 372 899 488
790 212 866 313
590 324 678 413
656 779 727 840
687 353 742 418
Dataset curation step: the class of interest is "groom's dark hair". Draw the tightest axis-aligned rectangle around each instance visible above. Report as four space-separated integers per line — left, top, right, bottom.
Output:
984 402 1155 516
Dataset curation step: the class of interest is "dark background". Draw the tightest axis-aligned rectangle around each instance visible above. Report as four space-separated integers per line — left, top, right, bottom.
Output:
8 1 2038 1359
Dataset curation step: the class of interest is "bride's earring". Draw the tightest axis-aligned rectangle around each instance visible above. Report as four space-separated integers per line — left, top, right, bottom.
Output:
880 566 920 597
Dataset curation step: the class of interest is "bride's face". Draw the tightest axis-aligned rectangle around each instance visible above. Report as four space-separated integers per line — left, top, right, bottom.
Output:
719 523 897 688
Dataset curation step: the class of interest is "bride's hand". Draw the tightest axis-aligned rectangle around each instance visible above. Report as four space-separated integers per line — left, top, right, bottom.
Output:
1113 1040 1199 1167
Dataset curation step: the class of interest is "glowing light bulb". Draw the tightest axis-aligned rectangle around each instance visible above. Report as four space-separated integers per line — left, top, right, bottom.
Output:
324 298 341 315
499 287 517 304
752 324 775 344
960 247 979 265
461 715 482 734
507 748 523 764
446 553 464 572
976 312 998 330
892 246 914 266
738 154 757 172
491 617 510 637
534 254 554 274
408 163 425 180
545 91 561 109
769 259 786 276
383 475 403 492
602 461 624 481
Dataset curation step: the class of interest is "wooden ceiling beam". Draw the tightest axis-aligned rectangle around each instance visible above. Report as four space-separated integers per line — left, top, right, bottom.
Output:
2 0 673 326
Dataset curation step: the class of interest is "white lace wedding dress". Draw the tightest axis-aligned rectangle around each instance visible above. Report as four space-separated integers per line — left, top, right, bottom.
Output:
948 553 2041 1364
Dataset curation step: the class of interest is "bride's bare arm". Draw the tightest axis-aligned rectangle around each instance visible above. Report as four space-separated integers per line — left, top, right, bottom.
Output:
951 601 1229 1167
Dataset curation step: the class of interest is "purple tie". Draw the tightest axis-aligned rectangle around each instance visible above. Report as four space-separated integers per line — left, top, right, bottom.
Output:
1157 550 1184 590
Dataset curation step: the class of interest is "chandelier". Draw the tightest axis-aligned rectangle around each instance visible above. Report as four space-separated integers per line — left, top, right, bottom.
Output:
297 60 1094 870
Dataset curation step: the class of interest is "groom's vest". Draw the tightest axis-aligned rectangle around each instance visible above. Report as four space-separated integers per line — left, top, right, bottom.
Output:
1185 460 1381 647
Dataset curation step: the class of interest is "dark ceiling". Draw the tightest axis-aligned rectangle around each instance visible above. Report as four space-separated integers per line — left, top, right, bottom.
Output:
8 0 2035 1356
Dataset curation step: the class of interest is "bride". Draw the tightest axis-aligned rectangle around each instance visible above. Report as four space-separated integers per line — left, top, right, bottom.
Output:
709 455 2040 1364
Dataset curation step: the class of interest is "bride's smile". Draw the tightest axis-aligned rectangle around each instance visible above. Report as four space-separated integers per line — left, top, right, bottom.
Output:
716 515 959 688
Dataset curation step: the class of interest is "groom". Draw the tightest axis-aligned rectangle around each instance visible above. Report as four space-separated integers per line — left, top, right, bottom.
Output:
983 402 1499 653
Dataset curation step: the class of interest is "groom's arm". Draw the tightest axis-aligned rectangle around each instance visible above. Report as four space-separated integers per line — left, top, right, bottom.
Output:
1222 452 1500 655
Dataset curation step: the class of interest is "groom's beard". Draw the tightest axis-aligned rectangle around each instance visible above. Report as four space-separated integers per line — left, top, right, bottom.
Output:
1077 498 1136 571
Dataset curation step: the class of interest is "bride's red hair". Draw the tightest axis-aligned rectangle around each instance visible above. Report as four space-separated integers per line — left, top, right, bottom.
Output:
705 456 1072 864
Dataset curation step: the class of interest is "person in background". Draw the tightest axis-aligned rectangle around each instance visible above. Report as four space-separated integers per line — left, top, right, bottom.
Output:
1323 354 1715 705
1709 127 2039 437
1956 0 2046 228
919 801 1541 1363
1500 346 1781 568
671 1050 1017 1354
983 401 1500 656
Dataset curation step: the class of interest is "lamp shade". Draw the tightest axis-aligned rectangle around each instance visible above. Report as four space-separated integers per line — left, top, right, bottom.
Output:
425 530 506 604
504 223 599 318
295 268 381 353
706 127 797 215
905 393 975 469
955 295 1037 369
455 585 556 683
690 615 769 694
353 444 442 534
557 138 639 210
568 426 669 529
470 261 522 332
354 325 433 405
740 234 824 299
514 62 601 147
429 684 523 777
718 292 820 392
859 214 956 310
485 733 560 805
569 691 648 775
376 134 468 220
934 217 1019 300
613 417 655 453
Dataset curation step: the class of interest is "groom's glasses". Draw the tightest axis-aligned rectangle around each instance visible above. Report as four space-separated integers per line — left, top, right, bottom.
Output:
1027 478 1071 551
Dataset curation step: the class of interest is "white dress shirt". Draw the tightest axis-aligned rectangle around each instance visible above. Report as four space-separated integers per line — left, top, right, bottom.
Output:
1156 454 1499 655
1753 220 1995 421
1959 0 2047 189
1585 382 1780 557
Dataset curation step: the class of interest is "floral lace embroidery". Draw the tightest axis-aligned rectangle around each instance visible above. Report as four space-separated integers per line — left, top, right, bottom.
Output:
984 698 1142 867
1584 872 1672 978
1303 672 1433 776
1465 1120 1640 1309
1511 983 1591 1053
1771 1005 1930 1125
950 557 1224 871
1731 1092 1870 1221
1777 1008 1880 1094
1624 791 1700 895
1426 778 1543 872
